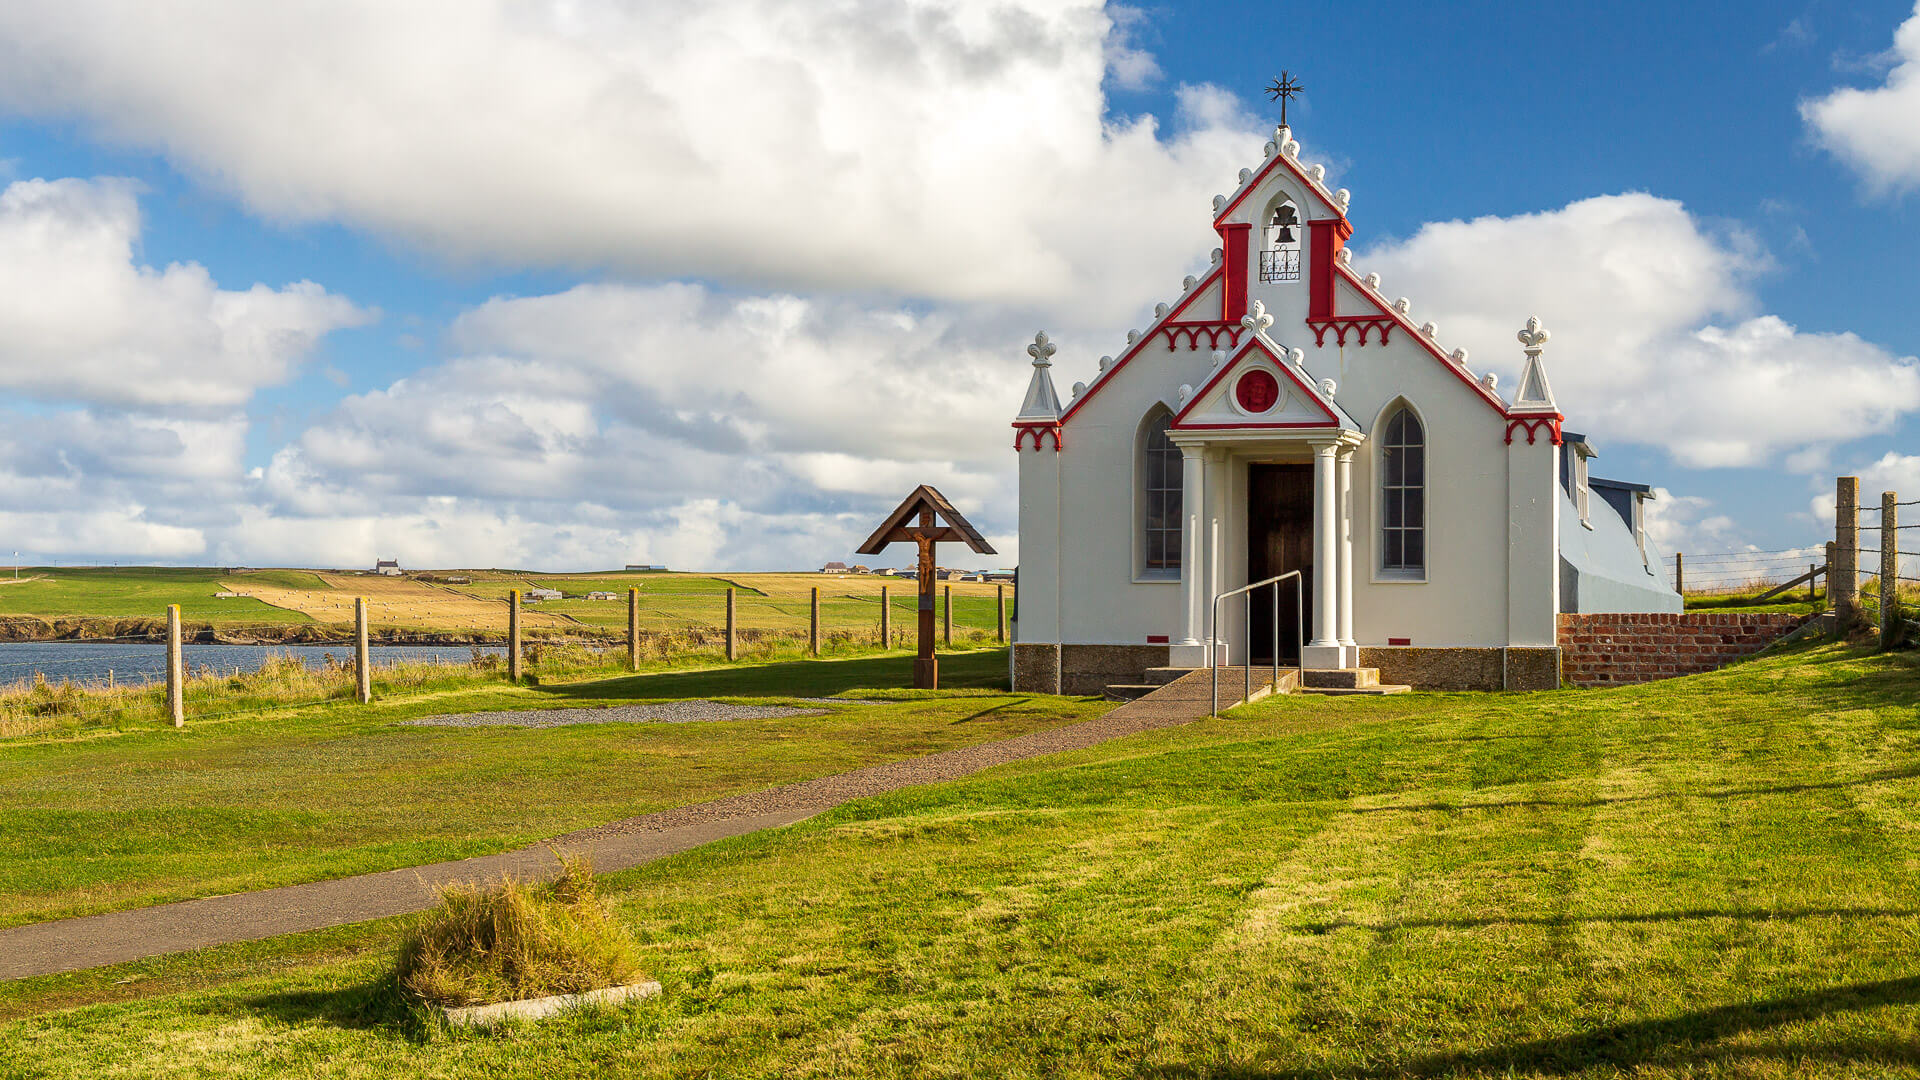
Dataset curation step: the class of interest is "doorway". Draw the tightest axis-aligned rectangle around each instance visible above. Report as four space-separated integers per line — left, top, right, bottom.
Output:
1247 463 1313 664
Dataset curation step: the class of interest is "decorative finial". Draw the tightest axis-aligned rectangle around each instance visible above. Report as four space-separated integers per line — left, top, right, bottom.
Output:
1319 377 1338 397
1420 321 1438 337
1237 168 1252 185
1182 275 1197 291
1126 329 1140 344
1335 188 1351 212
1212 194 1226 213
1394 298 1412 315
1309 163 1326 184
1154 302 1170 319
1363 272 1381 291
1210 247 1223 265
1288 347 1305 364
1480 371 1499 390
1264 71 1305 128
1071 381 1086 398
1026 331 1056 367
1177 383 1194 404
1451 347 1470 364
1518 315 1551 356
1098 355 1113 372
1335 248 1352 266
1210 349 1228 368
1239 299 1275 334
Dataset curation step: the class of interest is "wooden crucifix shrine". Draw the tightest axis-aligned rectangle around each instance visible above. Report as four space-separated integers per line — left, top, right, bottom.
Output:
856 485 995 689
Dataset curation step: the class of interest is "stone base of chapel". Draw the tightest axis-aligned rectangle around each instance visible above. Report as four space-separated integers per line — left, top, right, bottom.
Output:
1013 642 1562 694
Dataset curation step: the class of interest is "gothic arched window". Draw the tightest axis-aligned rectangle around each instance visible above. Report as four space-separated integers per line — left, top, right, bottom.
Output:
1141 412 1182 575
1261 200 1302 282
1380 406 1425 575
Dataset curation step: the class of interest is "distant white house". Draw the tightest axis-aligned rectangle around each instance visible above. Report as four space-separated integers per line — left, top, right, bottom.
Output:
821 562 850 574
525 587 562 602
587 591 617 601
374 559 402 576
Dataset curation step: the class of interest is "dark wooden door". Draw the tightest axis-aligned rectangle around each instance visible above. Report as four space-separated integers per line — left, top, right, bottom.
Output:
1247 464 1313 664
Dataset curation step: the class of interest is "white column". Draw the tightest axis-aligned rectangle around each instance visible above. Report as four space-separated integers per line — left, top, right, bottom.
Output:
1336 445 1356 664
1204 448 1232 666
1170 446 1208 668
1304 441 1343 669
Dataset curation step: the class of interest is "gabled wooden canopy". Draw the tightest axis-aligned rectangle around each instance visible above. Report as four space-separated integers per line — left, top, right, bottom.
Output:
856 485 996 556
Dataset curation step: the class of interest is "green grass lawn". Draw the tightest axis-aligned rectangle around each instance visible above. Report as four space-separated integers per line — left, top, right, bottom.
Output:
0 567 318 625
0 649 1093 929
6 642 1920 1077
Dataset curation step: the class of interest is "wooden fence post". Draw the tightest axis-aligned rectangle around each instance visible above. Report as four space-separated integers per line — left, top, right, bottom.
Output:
996 584 1006 643
627 587 640 672
725 587 737 661
943 584 952 647
880 584 891 649
810 587 820 656
166 604 183 728
1835 476 1859 628
1883 491 1900 650
354 597 372 704
1673 551 1683 594
508 589 522 682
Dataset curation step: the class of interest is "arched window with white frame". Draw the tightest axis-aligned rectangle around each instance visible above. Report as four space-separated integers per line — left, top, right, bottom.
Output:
1261 198 1302 283
1139 410 1182 577
1379 404 1425 576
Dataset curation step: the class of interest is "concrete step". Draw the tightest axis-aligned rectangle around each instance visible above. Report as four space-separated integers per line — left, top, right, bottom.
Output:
1299 683 1412 696
1141 667 1196 686
1300 667 1380 690
1102 684 1160 703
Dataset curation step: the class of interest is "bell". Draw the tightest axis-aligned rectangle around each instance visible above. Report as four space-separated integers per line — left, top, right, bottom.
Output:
1276 225 1295 244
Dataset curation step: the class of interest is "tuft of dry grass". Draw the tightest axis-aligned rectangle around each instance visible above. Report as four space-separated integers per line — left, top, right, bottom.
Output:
393 855 642 1008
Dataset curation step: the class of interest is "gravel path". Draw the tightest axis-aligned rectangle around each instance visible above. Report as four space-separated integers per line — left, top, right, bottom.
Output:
402 700 830 728
0 668 1278 980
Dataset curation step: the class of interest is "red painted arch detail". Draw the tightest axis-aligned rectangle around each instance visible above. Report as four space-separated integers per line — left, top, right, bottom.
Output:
1162 322 1242 351
1012 423 1063 451
1307 316 1396 348
1503 416 1563 446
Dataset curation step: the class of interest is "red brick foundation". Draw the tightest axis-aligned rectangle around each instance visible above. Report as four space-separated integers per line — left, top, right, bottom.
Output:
1556 612 1811 687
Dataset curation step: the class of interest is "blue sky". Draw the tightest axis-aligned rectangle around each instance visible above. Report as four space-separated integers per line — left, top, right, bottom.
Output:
0 0 1916 572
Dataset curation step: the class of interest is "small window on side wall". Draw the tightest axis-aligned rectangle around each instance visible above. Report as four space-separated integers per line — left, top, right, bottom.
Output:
1380 406 1425 576
1142 412 1182 576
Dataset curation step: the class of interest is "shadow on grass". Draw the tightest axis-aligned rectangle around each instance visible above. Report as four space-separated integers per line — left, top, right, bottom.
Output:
1349 762 1920 814
1146 975 1920 1078
243 974 422 1037
529 649 1010 702
1299 904 1920 936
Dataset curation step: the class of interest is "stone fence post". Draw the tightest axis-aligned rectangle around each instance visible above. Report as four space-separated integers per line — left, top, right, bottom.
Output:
1835 476 1859 629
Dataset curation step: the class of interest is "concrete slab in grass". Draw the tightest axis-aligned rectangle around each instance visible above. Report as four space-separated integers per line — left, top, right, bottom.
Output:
443 981 662 1026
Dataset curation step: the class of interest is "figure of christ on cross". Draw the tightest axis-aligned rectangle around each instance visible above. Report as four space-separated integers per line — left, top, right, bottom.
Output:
856 485 996 689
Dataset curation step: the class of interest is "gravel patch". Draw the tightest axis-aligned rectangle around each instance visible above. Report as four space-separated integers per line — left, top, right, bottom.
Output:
403 700 829 728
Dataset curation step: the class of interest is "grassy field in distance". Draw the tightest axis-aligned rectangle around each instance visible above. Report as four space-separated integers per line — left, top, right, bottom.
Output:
0 567 1014 640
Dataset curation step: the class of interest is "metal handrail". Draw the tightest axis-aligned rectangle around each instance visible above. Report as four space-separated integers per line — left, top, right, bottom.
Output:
1210 570 1304 716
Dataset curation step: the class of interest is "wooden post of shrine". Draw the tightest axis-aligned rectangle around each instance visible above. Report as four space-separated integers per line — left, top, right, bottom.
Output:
857 485 996 690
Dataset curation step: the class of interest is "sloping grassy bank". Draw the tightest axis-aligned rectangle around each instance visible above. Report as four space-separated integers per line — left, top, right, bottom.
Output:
4 641 1918 1076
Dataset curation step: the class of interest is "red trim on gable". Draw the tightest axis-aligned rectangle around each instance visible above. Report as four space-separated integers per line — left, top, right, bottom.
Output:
1212 147 1348 228
1054 268 1237 428
1221 224 1251 323
1164 265 1225 322
1170 337 1342 430
1321 262 1511 418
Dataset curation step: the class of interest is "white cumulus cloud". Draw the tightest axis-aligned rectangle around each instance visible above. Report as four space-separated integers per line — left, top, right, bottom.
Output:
0 177 369 409
1802 2 1920 192
1356 193 1920 468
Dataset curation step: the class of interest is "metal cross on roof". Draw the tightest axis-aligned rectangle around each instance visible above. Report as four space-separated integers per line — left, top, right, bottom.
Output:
1265 71 1305 128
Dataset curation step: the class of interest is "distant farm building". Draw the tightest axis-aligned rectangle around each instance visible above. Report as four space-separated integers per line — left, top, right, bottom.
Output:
374 559 402 576
587 591 617 600
821 562 850 573
525 587 562 602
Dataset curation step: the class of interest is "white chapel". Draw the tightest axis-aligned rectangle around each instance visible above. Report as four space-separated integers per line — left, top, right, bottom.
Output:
1009 123 1680 695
